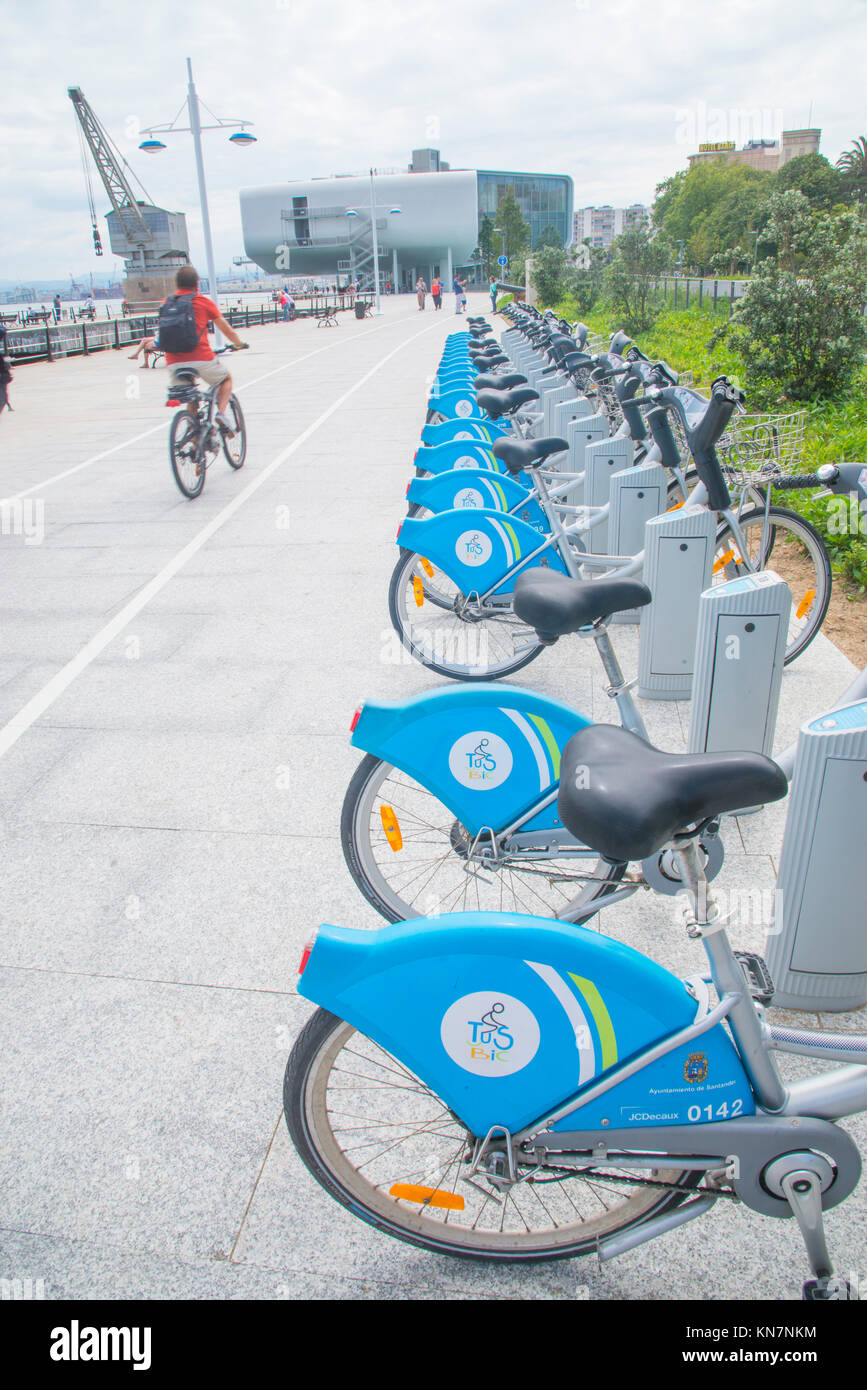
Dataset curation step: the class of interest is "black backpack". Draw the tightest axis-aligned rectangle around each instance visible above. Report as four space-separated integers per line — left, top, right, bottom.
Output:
157 294 200 353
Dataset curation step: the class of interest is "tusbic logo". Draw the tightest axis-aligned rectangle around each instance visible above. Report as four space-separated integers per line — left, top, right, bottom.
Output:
454 455 481 469
454 398 474 417
455 529 492 566
441 994 540 1075
455 488 484 509
50 1320 152 1370
448 731 513 789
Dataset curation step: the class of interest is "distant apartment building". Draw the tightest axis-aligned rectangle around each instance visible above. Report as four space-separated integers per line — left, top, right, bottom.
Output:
687 129 821 173
573 204 650 249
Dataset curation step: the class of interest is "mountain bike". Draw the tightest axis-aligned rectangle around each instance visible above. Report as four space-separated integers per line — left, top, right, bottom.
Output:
166 343 249 499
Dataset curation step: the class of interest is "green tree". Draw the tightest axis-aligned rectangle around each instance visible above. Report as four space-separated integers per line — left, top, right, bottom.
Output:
478 214 497 277
712 190 867 400
653 161 775 270
776 153 844 210
604 225 674 332
530 245 575 305
837 136 867 204
570 240 606 313
494 191 531 266
536 224 563 250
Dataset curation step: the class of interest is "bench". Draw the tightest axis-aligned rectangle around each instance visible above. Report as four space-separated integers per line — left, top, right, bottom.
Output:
314 305 339 327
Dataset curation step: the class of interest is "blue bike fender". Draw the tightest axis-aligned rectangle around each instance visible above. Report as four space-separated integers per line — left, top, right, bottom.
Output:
351 684 590 836
419 419 508 446
397 509 567 595
428 388 486 420
413 440 502 477
408 471 547 531
298 912 753 1136
409 469 525 511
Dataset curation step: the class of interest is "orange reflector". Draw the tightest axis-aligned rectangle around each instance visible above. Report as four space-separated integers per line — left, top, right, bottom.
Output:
796 588 816 619
389 1183 465 1211
420 557 434 578
713 548 735 575
380 805 403 851
666 499 684 512
412 576 425 607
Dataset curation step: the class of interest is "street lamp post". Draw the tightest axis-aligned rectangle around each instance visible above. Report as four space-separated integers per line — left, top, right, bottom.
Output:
139 58 256 337
345 170 401 316
492 226 508 283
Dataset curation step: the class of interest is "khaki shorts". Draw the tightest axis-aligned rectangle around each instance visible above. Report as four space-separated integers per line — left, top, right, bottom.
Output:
170 358 229 388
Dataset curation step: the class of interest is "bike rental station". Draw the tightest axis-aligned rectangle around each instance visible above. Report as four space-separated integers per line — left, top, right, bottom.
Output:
282 303 867 1302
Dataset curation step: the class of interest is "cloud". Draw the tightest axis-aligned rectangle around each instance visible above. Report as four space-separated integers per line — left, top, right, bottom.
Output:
2 0 865 279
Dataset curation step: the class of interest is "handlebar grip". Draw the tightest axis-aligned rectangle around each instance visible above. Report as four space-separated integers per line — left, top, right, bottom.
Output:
768 474 825 489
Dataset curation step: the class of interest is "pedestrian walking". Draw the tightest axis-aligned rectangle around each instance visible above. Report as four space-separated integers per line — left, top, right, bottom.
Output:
416 277 428 310
431 276 443 310
489 279 499 313
53 293 62 323
453 275 467 314
0 327 12 413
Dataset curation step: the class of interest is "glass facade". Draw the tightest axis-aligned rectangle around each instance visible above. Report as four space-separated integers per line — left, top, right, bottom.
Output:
477 171 574 249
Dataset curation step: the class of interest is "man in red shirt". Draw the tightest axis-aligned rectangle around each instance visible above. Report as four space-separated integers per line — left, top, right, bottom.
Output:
163 265 247 433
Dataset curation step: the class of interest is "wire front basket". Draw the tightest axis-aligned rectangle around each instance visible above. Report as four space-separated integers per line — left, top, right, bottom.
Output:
716 411 807 487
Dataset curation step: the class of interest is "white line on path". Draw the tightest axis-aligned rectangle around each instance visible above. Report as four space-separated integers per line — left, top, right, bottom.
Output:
1 310 419 504
0 316 445 763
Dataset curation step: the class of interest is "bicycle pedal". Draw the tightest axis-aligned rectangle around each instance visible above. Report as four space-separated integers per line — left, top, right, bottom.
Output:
734 951 775 1005
803 1277 859 1300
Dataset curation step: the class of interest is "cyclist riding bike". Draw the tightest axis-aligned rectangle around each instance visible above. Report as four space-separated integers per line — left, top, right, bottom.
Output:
160 265 247 434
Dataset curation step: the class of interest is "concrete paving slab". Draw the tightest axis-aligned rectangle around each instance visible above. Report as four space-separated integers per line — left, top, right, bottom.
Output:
0 296 864 1303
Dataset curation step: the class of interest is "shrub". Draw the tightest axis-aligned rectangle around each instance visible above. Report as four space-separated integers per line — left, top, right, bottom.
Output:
712 191 867 401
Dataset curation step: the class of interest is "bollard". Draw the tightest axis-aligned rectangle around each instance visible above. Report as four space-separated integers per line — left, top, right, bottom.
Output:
564 412 609 481
584 437 636 553
688 571 790 756
606 462 668 619
765 699 867 1011
637 507 717 699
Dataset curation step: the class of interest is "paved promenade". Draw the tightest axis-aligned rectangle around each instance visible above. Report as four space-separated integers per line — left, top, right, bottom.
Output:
0 295 863 1301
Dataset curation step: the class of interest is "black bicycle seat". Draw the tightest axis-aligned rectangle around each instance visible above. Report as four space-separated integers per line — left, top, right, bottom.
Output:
474 372 528 391
476 386 539 419
513 569 651 640
558 725 788 863
492 435 567 473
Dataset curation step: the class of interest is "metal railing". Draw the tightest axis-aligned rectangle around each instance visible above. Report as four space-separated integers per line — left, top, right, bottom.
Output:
5 295 374 363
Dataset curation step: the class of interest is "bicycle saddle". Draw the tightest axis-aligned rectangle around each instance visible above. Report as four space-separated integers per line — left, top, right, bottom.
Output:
491 434 566 471
474 371 528 390
513 569 651 640
558 725 788 863
476 387 539 419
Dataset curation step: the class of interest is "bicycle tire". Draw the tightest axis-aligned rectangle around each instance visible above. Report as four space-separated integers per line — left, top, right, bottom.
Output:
713 506 832 664
284 1008 699 1262
341 752 627 925
169 410 206 499
388 547 545 681
222 395 246 469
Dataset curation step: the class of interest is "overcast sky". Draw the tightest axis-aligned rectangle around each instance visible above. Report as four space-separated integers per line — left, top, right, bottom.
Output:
3 0 865 282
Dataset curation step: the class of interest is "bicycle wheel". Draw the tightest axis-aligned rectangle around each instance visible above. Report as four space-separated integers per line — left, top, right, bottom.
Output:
284 1009 698 1261
713 506 832 664
388 548 545 681
341 754 626 924
221 395 246 469
169 410 206 499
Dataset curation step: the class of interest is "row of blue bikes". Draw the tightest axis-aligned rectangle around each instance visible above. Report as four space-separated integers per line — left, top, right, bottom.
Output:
282 306 864 1299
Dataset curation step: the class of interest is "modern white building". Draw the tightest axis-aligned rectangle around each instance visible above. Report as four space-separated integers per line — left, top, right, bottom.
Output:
573 204 651 250
240 152 573 291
